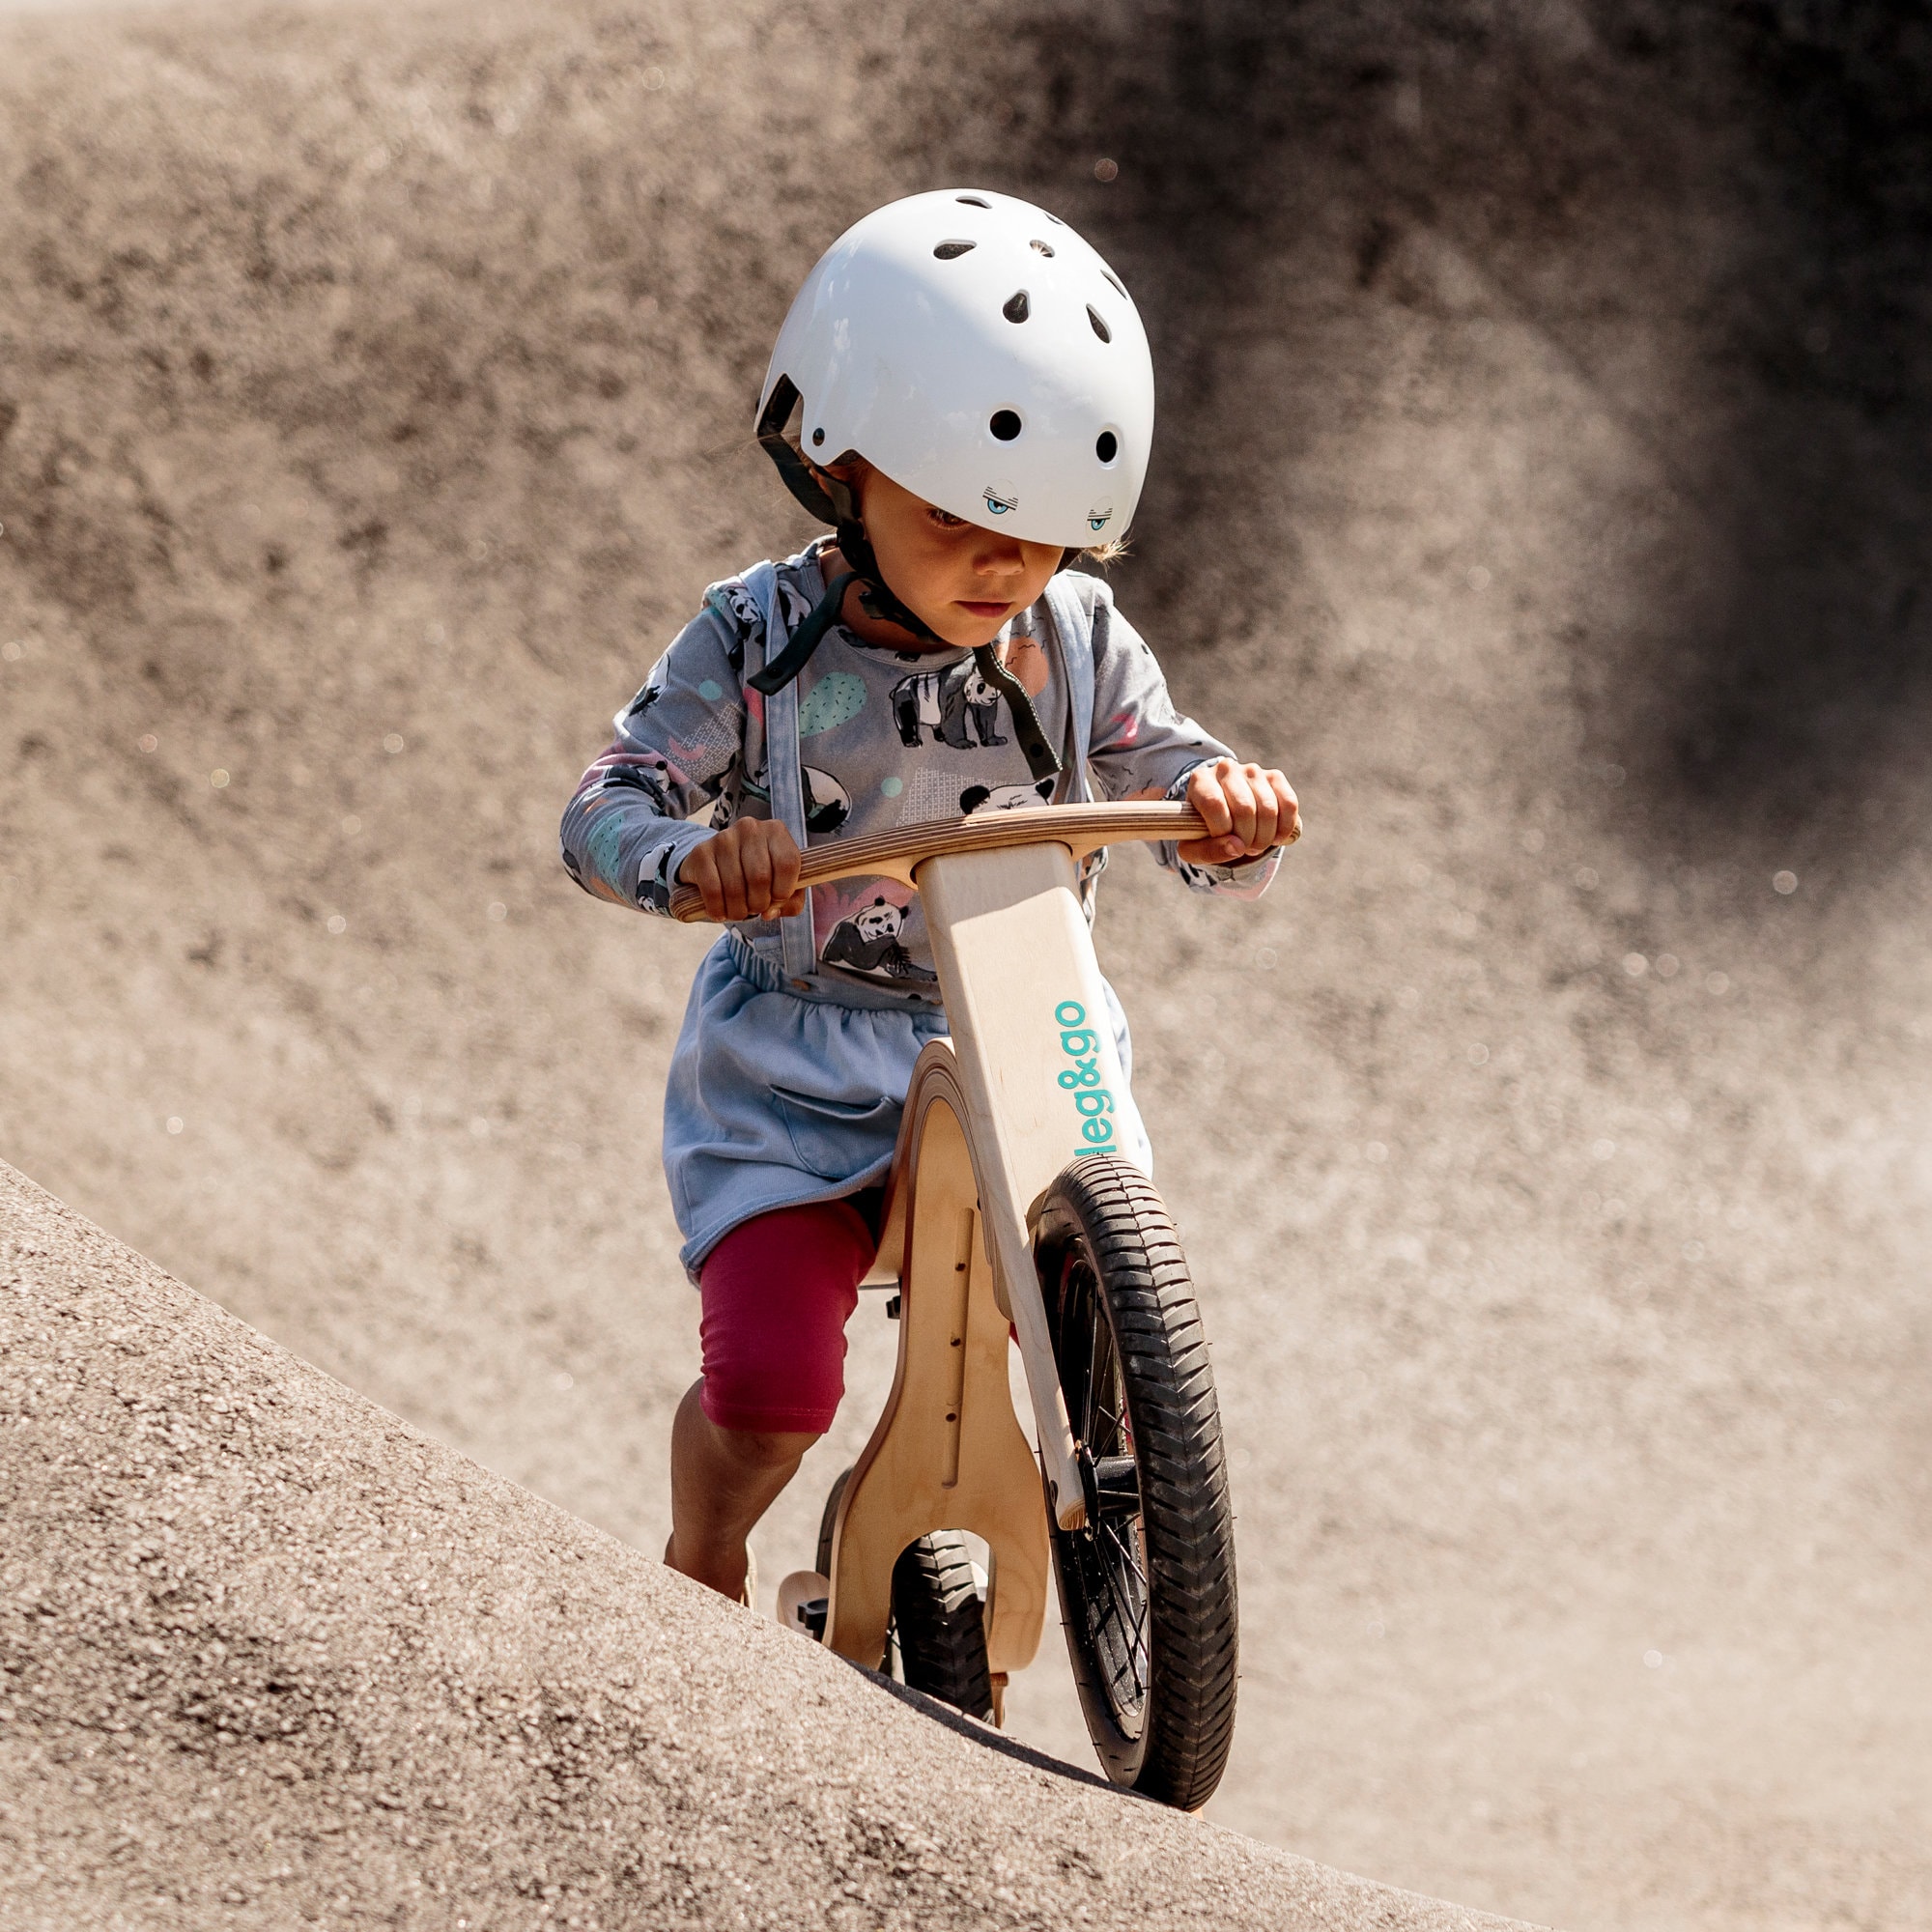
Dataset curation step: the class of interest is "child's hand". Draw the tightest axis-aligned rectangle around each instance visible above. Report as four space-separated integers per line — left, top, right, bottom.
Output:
1178 758 1301 866
678 819 806 923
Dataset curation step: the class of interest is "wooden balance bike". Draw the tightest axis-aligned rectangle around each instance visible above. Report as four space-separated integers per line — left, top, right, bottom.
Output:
670 801 1251 1810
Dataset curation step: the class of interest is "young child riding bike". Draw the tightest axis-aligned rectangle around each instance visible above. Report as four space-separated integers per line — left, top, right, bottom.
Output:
559 189 1300 1605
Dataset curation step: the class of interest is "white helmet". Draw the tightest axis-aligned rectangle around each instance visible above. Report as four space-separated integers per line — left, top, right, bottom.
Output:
757 188 1155 551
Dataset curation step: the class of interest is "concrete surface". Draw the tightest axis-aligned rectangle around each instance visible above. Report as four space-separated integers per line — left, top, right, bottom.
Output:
1 1 1928 1928
1 1158 1534 1929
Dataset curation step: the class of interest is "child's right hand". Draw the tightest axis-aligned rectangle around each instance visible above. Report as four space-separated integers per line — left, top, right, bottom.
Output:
678 819 806 923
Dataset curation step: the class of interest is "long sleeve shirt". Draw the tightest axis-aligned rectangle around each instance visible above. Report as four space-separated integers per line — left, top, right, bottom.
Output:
560 542 1279 1005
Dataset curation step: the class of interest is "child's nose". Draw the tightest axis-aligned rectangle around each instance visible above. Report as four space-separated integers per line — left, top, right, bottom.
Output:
970 537 1027 579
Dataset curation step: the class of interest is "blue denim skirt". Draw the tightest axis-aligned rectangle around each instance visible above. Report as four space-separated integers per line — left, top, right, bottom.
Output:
664 930 1150 1280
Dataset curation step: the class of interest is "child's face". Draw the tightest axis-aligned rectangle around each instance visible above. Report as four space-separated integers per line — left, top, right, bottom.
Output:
839 465 1063 649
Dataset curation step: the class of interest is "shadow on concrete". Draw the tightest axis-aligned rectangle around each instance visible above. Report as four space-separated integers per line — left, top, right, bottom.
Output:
1639 5 1932 844
842 1657 1117 1793
920 1 1932 867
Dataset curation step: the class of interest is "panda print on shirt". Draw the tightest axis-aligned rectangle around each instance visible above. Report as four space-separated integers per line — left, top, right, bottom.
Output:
960 779 1055 815
798 768 852 835
891 661 1008 752
736 762 853 836
820 896 938 985
587 757 675 815
705 574 816 675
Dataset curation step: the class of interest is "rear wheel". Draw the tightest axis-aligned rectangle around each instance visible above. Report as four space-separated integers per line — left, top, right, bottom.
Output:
816 1469 993 1720
1034 1154 1238 1809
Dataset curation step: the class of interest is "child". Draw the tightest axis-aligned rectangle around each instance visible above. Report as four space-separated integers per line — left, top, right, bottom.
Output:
560 190 1299 1605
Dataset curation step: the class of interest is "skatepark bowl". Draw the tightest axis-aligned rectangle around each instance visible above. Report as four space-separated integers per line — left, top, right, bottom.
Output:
2 2 1929 1928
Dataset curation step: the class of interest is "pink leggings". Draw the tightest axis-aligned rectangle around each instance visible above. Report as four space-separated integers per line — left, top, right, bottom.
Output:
696 1198 877 1434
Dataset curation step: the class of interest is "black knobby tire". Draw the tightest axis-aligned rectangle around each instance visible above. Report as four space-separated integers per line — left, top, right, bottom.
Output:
888 1535 994 1719
816 1468 993 1721
1035 1153 1238 1809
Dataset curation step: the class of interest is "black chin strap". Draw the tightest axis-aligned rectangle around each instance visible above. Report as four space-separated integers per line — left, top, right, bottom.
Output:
747 569 857 696
971 643 1061 781
753 378 1063 784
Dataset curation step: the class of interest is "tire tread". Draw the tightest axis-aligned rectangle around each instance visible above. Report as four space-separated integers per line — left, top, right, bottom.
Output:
1037 1155 1239 1810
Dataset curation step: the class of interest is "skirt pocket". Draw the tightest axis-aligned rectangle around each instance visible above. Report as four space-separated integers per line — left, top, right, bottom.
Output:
771 1086 902 1181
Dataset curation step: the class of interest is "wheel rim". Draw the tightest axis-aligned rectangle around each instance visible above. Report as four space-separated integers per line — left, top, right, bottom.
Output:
1055 1244 1151 1740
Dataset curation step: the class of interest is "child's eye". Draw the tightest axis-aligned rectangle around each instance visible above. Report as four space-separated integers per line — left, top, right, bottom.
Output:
928 507 966 528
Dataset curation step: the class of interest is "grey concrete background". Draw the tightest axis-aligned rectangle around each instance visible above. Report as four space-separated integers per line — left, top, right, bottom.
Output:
1 2 1928 1927
3 1158 1534 1929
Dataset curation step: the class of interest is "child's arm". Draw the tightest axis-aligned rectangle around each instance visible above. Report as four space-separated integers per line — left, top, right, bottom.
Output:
557 592 754 917
1076 581 1297 897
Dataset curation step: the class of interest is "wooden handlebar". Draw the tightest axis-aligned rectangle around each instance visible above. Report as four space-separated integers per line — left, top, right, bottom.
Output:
666 800 1269 923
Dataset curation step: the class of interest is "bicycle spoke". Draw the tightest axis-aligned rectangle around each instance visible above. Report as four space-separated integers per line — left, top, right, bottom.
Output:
1088 1505 1151 1718
1096 1599 1144 1711
1100 1516 1148 1592
1057 1264 1091 1429
1050 1225 1183 1744
1100 1542 1148 1651
1085 1314 1110 1441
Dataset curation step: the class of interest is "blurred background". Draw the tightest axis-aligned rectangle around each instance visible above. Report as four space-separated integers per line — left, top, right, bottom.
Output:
2 2 1929 1926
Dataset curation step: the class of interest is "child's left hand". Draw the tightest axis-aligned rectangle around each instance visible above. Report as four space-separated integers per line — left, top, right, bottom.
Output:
1178 758 1301 866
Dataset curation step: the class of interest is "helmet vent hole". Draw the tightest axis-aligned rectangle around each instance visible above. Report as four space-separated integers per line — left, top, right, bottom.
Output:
989 410 1023 441
1100 269 1126 298
1002 290 1031 324
1030 239 1055 256
810 427 826 445
955 194 991 209
1087 305 1112 343
933 240 976 260
1095 430 1120 464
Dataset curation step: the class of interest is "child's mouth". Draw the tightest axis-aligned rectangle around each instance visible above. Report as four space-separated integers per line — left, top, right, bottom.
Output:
956 599 1010 619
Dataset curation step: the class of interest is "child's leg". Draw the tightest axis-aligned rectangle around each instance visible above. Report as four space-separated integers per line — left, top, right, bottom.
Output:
666 1384 815 1604
666 1197 876 1602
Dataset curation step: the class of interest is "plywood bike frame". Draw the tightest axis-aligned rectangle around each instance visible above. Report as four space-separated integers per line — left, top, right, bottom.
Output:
673 804 1219 1690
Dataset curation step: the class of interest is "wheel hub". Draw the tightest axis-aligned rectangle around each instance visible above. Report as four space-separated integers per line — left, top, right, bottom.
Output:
1076 1444 1142 1524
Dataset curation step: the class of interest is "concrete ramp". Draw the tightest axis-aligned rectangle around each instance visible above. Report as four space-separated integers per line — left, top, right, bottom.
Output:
5 0 1931 1925
0 1159 1536 1930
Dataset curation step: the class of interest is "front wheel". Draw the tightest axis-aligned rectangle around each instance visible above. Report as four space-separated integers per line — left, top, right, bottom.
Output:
1035 1154 1238 1809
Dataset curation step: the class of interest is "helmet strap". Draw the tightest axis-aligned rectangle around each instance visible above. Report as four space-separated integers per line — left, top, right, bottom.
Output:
753 377 1064 783
971 643 1063 784
746 568 858 696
